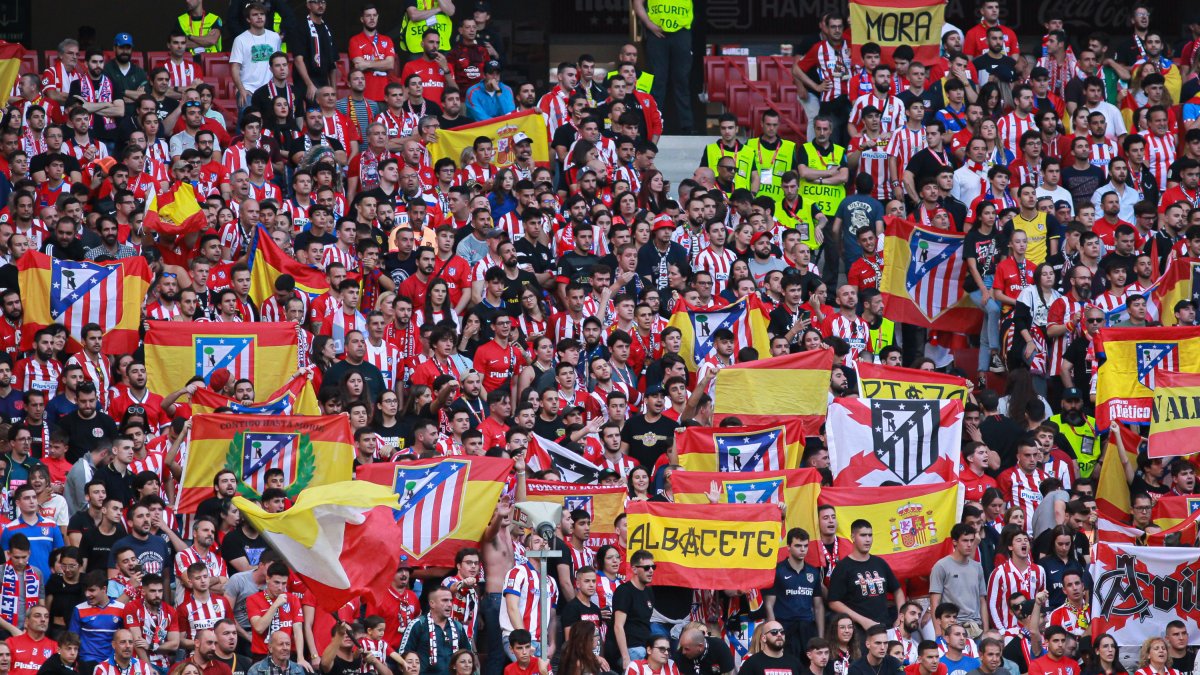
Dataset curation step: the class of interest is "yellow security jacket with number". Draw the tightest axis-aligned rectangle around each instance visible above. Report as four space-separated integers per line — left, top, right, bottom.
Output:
775 198 818 250
646 0 694 31
402 0 453 53
704 141 741 170
799 141 846 218
177 13 222 53
735 138 796 203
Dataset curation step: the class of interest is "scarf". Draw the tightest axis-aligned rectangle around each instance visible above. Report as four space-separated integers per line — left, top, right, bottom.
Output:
77 76 116 130
307 17 324 67
332 310 367 353
427 615 460 665
358 148 384 190
0 564 39 625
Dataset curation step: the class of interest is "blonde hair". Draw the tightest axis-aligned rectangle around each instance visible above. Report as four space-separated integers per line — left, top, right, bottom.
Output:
1138 637 1167 669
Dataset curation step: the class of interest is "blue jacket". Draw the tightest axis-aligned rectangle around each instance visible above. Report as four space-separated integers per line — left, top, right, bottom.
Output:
465 81 516 122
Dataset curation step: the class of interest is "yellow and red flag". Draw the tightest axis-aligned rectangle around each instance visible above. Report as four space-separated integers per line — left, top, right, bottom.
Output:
668 295 772 371
818 481 959 578
713 350 833 433
0 42 24 107
526 480 626 548
675 419 806 472
673 468 821 555
625 501 782 588
430 110 551 167
1095 326 1200 431
1096 424 1138 521
357 456 513 567
189 372 320 416
144 320 300 396
179 413 355 513
17 251 151 355
848 0 945 64
854 361 970 401
1149 371 1200 458
248 225 330 305
142 182 209 236
1152 257 1200 326
880 217 981 332
1151 495 1200 531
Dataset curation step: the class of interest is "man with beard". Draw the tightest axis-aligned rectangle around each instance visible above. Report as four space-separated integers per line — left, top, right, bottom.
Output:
103 34 149 106
1046 265 1093 390
0 289 23 358
67 51 126 145
740 620 804 675
85 217 137 261
514 82 538 113
399 29 458 106
493 240 538 311
438 90 470 129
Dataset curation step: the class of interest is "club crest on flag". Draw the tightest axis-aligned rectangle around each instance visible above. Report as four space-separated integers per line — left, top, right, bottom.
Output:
722 478 784 504
225 430 314 499
871 400 940 484
50 259 120 319
195 336 256 383
1136 342 1179 389
690 307 744 360
564 495 593 520
889 501 937 550
715 427 783 472
392 460 468 558
905 230 962 321
1188 497 1200 514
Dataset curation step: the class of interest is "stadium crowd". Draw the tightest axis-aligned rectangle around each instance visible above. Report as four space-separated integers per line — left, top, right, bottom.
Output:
0 3 1199 675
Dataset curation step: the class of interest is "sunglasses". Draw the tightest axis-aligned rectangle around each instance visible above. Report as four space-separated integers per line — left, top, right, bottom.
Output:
766 629 785 636
637 564 656 571
1086 317 1105 324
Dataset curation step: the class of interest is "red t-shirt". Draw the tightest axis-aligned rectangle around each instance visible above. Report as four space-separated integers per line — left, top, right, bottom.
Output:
399 58 455 105
992 257 1034 312
473 340 528 392
245 591 302 655
504 658 543 675
8 633 57 675
1027 654 1079 675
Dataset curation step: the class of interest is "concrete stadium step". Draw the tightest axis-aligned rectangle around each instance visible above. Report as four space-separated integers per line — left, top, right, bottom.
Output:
655 135 711 190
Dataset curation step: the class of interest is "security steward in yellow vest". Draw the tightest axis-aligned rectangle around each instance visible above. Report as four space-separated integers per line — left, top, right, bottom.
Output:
700 112 744 169
775 172 820 251
861 288 896 358
402 0 454 53
178 2 223 54
735 110 796 203
1050 388 1101 478
634 0 695 132
796 116 848 218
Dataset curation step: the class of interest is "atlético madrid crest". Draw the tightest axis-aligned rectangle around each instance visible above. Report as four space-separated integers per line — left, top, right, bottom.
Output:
224 431 315 499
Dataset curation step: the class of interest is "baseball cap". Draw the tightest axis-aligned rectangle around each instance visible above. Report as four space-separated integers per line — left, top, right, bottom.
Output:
1054 200 1071 211
750 230 773 246
1062 387 1083 400
1029 66 1050 80
645 383 665 397
512 132 532 145
474 1 492 12
651 213 675 231
484 60 501 74
114 33 134 47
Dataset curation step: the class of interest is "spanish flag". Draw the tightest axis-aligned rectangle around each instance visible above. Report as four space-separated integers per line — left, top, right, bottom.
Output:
1147 496 1200 546
526 480 626 548
247 225 330 306
1095 326 1200 431
0 42 24 107
179 413 355 513
357 457 513 567
818 481 960 578
17 251 151 355
234 481 401 611
667 295 772 371
673 468 821 555
430 109 551 168
625 501 782 588
1152 257 1200 326
1096 423 1137 521
189 371 320 416
855 361 970 401
144 320 300 396
675 419 806 472
1149 371 1200 458
713 350 833 433
880 217 981 332
142 182 209 236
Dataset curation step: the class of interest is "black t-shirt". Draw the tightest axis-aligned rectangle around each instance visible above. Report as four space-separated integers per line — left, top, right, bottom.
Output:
30 152 83 177
962 227 1000 292
1171 649 1197 674
501 269 540 314
533 414 567 442
285 136 346 164
1003 637 1031 674
1062 335 1094 395
1060 165 1106 203
826 555 900 627
849 656 904 675
606 582 653 652
80 525 126 573
322 656 361 675
739 652 805 675
652 585 693 621
221 527 269 568
67 510 98 539
45 574 84 626
905 148 958 183
556 250 600 286
294 229 337 254
621 414 677 469
216 653 252 675
552 124 579 152
561 597 603 636
674 637 736 675
56 412 119 462
973 54 1017 83
515 238 554 274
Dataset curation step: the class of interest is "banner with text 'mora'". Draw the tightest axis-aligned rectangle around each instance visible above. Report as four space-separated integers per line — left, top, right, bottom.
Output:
849 0 945 65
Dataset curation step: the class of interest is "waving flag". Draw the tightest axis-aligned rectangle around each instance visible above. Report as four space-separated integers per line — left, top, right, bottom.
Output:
189 372 320 416
673 468 821 550
526 480 626 548
0 43 24 107
1148 371 1200 458
1095 326 1200 430
668 295 771 371
1153 257 1200 326
530 434 601 484
1096 423 1139 521
247 224 330 305
819 481 959 578
17 251 151 355
712 350 833 432
179 413 354 513
675 419 805 472
1094 514 1144 544
430 110 551 168
881 218 980 332
144 320 300 396
142 182 209 236
854 361 970 401
234 481 401 612
357 456 512 567
626 501 782 588
827 397 963 487
1090 543 1200 645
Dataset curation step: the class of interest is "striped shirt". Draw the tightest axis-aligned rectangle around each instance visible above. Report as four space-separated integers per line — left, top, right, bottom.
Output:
549 312 585 343
440 575 480 639
364 339 402 391
66 351 111 407
823 314 870 361
14 358 61 399
175 594 232 639
998 111 1036 157
155 59 202 88
1046 295 1086 376
500 561 558 642
122 600 176 667
1047 601 1088 636
174 547 227 587
1144 132 1176 191
986 560 1045 632
1088 136 1118 172
849 93 906 133
694 246 737 296
811 41 853 101
849 135 892 200
69 600 126 663
999 466 1048 532
886 126 926 178
624 661 682 675
92 657 152 675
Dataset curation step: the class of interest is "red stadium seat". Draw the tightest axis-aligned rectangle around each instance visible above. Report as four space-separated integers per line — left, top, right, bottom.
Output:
727 82 753 129
43 50 60 71
204 54 232 96
758 56 792 87
21 51 38 75
704 56 747 105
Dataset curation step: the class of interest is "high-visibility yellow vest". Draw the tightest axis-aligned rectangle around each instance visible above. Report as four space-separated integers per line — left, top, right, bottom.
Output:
178 13 222 53
735 137 796 203
605 69 654 94
401 0 453 53
798 141 846 218
704 141 740 169
1050 413 1100 478
868 319 896 356
646 0 694 32
774 198 818 250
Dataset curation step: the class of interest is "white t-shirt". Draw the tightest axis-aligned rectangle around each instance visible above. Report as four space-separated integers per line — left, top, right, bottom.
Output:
1036 185 1074 216
39 494 69 528
230 30 282 93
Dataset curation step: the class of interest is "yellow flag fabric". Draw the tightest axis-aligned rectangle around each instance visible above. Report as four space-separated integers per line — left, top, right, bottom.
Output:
1149 371 1200 458
855 361 970 401
673 468 821 550
1095 326 1200 431
712 350 833 434
525 481 626 548
143 321 300 396
430 110 550 167
667 295 771 372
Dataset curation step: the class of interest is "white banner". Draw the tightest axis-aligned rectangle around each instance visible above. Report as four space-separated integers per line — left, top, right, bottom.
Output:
1090 542 1200 645
826 397 962 487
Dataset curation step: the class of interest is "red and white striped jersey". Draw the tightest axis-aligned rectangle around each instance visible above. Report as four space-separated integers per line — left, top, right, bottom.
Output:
549 312 585 343
93 658 153 675
671 227 709 265
174 594 233 639
500 561 558 642
259 291 309 322
221 141 274 180
999 465 1048 531
174 546 227 586
435 436 463 456
568 136 618 170
694 246 737 296
357 638 389 674
885 126 926 175
1046 296 1086 376
1144 132 1176 191
322 244 359 272
581 295 615 327
811 41 854 101
13 221 49 250
496 211 523 240
440 575 480 639
567 542 595 570
624 661 682 675
145 301 182 321
128 449 165 485
1048 601 1088 636
987 560 1046 632
248 180 280 203
517 315 547 341
849 93 906 133
66 351 111 406
1091 290 1125 316
364 338 402 391
600 454 638 479
458 162 497 186
823 314 870 361
65 137 109 163
1088 136 1118 172
997 111 1036 157
154 59 203 88
374 109 415 140
537 87 571 138
41 62 78 95
282 199 313 230
848 135 892 201
147 139 171 169
471 254 501 283
1009 158 1041 188
615 164 642 194
15 357 61 399
123 600 177 667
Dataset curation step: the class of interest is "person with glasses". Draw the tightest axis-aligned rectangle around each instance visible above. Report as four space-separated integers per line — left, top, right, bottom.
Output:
622 635 679 675
738 621 802 675
607 550 655 670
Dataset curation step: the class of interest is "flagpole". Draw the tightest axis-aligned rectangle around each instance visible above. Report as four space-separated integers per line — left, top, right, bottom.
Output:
525 548 561 657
